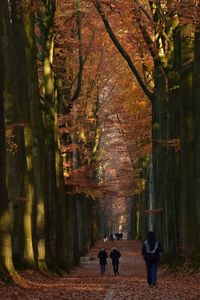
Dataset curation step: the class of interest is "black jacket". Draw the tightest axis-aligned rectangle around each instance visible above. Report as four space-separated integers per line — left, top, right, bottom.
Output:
110 249 121 264
98 250 108 265
142 240 162 263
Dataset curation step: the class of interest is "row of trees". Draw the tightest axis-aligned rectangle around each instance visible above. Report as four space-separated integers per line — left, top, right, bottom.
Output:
0 0 104 280
94 0 200 259
2 0 199 281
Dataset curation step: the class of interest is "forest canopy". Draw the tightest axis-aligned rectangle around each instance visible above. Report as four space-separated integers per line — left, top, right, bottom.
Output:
0 0 200 281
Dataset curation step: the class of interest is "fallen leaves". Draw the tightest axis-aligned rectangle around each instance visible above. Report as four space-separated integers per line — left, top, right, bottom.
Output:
1 241 200 299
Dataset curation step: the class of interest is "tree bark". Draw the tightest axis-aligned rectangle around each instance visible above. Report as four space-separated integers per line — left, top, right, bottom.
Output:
0 0 16 278
179 25 195 253
193 30 200 251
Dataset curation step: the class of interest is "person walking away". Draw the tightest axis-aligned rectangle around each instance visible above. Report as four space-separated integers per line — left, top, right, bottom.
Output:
109 233 114 241
142 231 162 287
110 247 121 275
98 247 108 275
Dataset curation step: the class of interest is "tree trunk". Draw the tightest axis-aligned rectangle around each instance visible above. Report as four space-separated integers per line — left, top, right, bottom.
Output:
75 194 89 256
23 3 47 270
179 25 195 254
3 0 26 268
152 64 168 245
193 30 200 251
65 195 79 270
0 0 16 278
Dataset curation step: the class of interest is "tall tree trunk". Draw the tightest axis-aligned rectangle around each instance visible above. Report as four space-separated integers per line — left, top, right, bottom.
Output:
39 2 59 267
4 0 26 267
129 194 140 240
65 195 79 270
55 145 66 269
179 25 195 254
23 3 47 270
88 197 99 246
193 30 200 251
76 194 90 256
55 75 69 270
0 0 16 278
152 64 168 246
166 25 181 256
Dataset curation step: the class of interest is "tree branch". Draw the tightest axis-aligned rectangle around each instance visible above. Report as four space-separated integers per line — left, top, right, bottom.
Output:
71 7 84 102
94 0 154 101
133 1 157 61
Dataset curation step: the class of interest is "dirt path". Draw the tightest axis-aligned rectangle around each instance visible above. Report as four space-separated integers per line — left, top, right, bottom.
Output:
1 240 200 299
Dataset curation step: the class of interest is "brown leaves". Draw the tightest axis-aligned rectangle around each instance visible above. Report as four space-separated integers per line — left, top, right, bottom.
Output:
1 241 200 299
60 143 78 153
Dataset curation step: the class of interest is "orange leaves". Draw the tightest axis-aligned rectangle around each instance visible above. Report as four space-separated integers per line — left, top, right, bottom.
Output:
60 143 78 153
1 241 200 299
54 0 153 202
63 161 72 168
65 164 99 196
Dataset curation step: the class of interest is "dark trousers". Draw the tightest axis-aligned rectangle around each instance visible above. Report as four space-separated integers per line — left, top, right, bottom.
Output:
112 262 119 274
146 262 158 286
100 264 106 274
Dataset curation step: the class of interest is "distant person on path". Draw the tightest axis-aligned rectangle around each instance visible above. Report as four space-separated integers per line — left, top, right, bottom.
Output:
110 233 114 241
110 247 121 275
142 231 162 287
115 233 120 240
97 247 108 275
103 233 108 242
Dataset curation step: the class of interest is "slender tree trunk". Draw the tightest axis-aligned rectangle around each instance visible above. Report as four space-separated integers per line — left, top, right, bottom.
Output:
88 197 99 246
44 49 57 267
76 194 90 256
55 76 69 270
129 194 140 240
65 195 79 270
55 147 67 269
193 30 200 251
40 4 60 267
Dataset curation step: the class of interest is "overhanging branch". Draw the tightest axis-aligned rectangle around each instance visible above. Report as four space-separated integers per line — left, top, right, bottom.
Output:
94 0 154 101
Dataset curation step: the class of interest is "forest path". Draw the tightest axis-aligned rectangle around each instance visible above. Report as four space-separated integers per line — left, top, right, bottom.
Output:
1 240 200 299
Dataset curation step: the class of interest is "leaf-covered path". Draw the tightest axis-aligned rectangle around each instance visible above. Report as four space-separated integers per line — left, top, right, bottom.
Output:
1 240 200 299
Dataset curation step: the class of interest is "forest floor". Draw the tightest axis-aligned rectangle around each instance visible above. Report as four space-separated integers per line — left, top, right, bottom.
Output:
1 240 200 299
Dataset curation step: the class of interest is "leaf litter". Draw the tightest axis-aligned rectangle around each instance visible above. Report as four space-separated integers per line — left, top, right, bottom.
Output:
1 240 200 299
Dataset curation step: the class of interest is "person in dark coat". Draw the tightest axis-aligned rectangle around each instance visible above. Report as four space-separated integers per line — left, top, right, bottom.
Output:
142 231 162 287
109 233 114 241
97 247 108 275
110 247 121 275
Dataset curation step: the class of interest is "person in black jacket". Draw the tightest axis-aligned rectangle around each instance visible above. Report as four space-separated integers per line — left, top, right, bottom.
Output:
110 247 121 275
142 231 162 287
98 247 108 275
